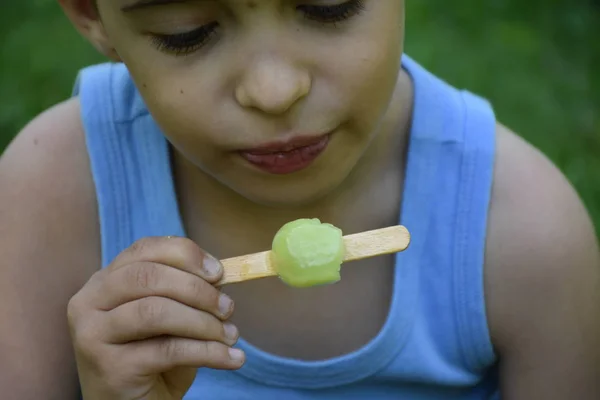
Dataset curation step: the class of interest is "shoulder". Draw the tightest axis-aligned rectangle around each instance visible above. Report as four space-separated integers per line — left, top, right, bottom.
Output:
486 124 598 264
0 98 101 397
484 124 600 396
0 97 101 282
485 124 599 330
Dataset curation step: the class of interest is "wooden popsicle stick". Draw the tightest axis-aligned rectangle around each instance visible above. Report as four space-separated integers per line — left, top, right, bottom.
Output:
216 225 410 286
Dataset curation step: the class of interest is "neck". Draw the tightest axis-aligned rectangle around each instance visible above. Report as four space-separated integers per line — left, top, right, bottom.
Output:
173 70 413 259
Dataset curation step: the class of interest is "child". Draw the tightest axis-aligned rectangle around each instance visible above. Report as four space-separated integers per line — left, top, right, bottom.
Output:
1 0 599 399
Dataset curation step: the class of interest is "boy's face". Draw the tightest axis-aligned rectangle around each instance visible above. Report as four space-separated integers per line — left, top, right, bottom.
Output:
84 0 405 206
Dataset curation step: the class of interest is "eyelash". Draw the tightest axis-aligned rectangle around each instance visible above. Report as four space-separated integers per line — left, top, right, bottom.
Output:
150 22 219 56
150 0 366 56
298 0 365 24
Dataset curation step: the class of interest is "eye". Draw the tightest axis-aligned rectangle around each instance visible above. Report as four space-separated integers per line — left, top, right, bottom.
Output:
150 22 219 56
297 0 365 24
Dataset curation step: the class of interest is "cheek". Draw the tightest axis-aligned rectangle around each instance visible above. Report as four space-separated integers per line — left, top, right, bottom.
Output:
108 34 229 156
120 75 229 170
146 85 212 134
318 5 404 128
333 32 403 134
131 70 224 150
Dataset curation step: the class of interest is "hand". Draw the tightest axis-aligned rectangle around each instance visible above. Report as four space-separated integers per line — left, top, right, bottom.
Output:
67 236 245 400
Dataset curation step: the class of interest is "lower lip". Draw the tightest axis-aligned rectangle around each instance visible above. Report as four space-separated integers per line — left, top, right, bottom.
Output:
239 135 330 175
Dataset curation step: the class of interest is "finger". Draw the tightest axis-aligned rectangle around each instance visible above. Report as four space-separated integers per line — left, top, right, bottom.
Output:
104 296 239 346
108 236 223 283
95 261 234 319
126 337 246 373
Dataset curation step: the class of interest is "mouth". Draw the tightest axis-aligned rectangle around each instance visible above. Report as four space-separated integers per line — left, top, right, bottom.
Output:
238 134 331 175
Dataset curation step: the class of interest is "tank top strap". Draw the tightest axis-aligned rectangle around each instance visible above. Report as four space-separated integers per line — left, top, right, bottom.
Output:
72 63 184 267
452 89 497 371
402 55 497 373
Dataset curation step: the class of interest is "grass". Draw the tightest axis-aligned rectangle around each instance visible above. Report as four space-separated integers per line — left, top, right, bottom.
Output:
1 1 599 234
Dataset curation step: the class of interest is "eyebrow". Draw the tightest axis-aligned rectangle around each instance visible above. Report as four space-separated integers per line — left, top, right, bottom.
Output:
121 0 198 12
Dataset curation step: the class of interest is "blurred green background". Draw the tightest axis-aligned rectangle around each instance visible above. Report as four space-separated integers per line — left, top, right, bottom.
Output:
1 1 599 233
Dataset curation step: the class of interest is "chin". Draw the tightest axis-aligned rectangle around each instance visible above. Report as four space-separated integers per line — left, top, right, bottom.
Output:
222 165 354 208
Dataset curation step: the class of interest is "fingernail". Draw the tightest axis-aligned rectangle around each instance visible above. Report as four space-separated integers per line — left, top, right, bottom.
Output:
219 294 233 317
223 322 238 342
229 348 245 362
203 255 223 277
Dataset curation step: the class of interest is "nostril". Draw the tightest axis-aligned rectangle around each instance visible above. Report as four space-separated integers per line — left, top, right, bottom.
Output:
234 86 251 109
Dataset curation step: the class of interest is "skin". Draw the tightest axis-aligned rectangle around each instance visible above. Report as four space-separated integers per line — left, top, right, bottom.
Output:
73 0 405 207
0 0 599 399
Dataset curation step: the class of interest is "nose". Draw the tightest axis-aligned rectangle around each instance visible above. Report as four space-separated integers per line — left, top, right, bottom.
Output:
235 56 311 115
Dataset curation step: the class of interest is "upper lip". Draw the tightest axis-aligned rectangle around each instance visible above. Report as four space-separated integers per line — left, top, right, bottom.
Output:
240 134 329 155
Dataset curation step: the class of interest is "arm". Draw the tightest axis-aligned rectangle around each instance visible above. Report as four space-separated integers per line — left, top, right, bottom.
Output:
486 125 600 399
0 99 101 399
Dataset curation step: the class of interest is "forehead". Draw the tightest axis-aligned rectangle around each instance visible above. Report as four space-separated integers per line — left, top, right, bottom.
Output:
118 0 263 12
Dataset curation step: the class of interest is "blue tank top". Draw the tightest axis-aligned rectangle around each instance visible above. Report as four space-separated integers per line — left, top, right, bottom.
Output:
73 55 499 399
